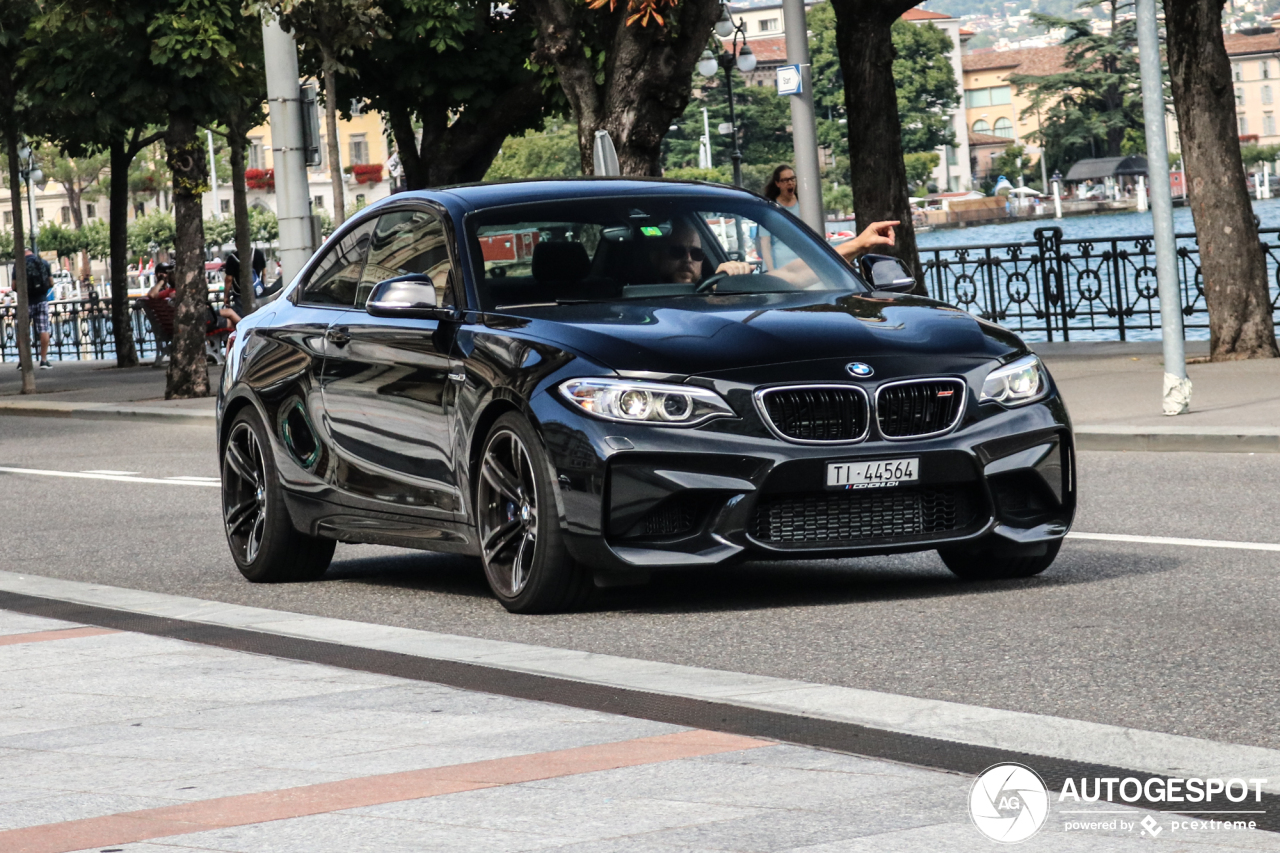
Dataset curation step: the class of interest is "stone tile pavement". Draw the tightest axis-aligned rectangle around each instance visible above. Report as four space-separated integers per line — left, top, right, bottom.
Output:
2 608 1278 852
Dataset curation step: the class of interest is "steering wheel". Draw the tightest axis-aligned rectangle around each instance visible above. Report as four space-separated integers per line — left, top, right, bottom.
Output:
695 272 730 294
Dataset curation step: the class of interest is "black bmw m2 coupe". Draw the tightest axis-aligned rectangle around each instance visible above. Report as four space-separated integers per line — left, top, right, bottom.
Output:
217 179 1075 612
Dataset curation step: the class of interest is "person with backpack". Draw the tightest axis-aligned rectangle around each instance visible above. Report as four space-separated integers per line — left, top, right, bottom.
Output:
12 248 53 369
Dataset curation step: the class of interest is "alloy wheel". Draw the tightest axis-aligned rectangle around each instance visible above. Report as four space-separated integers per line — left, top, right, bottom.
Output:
478 428 539 597
222 421 269 565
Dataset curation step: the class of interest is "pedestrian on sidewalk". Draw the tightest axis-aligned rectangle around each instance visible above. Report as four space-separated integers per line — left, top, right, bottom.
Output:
760 165 801 272
12 247 53 369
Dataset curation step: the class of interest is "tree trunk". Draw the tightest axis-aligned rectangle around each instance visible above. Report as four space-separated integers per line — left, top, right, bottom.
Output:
324 64 346 224
5 128 35 393
1165 0 1278 359
391 80 550 189
229 121 255 315
108 138 139 368
830 3 925 290
164 114 212 399
529 0 720 176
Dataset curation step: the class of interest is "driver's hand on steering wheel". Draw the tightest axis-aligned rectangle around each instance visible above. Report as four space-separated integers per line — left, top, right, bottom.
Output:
714 261 753 277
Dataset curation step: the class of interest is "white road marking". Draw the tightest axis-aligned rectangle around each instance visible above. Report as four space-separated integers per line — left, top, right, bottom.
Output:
1068 531 1280 553
80 470 140 476
0 466 219 487
164 476 220 482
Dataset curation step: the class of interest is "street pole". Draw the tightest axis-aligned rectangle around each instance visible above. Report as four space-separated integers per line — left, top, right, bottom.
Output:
1136 0 1190 416
723 62 743 189
261 17 316 285
24 174 38 255
781 0 824 234
207 129 221 221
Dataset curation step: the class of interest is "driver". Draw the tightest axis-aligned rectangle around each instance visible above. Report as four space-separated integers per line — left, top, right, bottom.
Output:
650 220 752 284
650 217 902 288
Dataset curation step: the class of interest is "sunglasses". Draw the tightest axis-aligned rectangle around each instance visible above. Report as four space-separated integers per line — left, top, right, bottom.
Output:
666 244 705 262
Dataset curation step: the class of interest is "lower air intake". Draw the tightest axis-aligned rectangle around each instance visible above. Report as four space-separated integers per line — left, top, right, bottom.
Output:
750 486 976 546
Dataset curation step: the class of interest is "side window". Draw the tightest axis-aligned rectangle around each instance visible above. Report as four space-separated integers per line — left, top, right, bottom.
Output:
359 208 457 309
299 218 376 306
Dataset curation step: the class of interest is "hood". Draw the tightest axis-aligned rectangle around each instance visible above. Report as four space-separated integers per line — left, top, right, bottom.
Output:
491 291 1026 376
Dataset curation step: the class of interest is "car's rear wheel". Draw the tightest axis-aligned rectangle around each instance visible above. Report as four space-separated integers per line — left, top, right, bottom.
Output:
222 407 334 582
938 538 1061 581
476 412 592 613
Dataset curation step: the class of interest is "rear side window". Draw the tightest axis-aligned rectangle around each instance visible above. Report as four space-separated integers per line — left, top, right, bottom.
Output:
358 208 456 310
298 218 376 306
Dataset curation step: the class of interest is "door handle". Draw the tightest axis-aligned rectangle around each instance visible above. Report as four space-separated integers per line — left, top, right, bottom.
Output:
326 326 350 346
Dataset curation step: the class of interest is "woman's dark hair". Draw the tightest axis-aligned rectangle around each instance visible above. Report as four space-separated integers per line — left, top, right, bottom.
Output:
251 248 267 275
764 164 796 202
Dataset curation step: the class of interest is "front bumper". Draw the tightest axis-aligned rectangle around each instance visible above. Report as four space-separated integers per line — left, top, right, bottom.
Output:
535 376 1076 575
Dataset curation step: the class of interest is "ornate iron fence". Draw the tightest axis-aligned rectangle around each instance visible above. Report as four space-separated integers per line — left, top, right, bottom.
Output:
921 226 1280 341
1 293 160 363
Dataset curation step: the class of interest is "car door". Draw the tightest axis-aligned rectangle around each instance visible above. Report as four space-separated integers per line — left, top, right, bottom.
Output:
320 205 464 518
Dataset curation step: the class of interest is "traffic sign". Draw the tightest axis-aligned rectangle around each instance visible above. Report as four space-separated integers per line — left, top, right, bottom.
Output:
776 64 803 96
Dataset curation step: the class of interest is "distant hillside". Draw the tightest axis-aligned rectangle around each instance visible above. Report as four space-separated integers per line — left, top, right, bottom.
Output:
919 0 1081 19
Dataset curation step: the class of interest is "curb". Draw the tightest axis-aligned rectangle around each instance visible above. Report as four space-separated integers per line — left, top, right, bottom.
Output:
1075 425 1280 453
0 400 215 425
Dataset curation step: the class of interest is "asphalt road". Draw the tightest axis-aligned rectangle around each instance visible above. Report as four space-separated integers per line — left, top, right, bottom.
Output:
2 415 1278 752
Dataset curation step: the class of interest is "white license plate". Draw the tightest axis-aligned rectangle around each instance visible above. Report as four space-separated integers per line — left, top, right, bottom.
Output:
827 457 919 489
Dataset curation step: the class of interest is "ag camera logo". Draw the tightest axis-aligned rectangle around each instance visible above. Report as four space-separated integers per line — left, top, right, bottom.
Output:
970 763 1050 843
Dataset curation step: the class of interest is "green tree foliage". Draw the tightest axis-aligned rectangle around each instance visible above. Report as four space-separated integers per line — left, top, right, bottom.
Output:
204 215 236 248
982 143 1040 192
81 218 110 260
34 222 82 260
664 71 794 174
248 206 278 244
809 5 959 155
664 166 731 183
127 209 176 257
1241 144 1280 168
485 124 582 181
904 151 941 192
329 0 554 189
1011 0 1144 170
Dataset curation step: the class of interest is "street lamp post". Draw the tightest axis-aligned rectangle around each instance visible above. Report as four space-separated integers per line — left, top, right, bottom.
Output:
1051 169 1063 220
698 6 756 189
15 140 46 254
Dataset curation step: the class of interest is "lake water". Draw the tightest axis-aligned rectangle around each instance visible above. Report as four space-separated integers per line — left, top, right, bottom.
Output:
916 197 1280 248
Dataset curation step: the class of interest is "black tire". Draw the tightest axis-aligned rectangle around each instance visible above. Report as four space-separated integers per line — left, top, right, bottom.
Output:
221 407 335 582
475 412 593 614
938 538 1061 581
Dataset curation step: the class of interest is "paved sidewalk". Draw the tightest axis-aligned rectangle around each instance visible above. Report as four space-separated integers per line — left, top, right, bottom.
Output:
4 343 1280 450
4 604 1278 853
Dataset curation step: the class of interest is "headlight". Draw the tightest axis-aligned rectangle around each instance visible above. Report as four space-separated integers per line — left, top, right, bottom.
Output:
980 354 1048 407
558 378 735 426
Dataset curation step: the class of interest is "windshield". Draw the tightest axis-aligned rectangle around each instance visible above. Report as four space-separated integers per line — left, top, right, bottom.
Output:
465 195 867 310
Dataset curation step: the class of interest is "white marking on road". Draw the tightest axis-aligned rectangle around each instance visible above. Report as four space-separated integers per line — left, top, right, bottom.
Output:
1068 531 1280 552
164 476 220 482
80 470 140 476
0 467 219 487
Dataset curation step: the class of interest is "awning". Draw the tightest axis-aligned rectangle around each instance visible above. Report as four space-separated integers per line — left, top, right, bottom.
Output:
1064 156 1149 181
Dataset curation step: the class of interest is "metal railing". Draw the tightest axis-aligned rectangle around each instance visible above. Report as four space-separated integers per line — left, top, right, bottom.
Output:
0 292 227 363
921 226 1280 341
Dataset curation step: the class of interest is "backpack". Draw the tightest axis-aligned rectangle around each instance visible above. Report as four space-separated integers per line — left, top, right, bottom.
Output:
24 255 51 302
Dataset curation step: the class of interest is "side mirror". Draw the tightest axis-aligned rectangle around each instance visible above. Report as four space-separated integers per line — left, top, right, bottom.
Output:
858 254 916 293
365 274 454 319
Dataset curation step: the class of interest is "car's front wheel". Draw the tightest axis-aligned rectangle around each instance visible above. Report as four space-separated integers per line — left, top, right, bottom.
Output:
476 412 592 613
938 537 1061 581
222 407 335 582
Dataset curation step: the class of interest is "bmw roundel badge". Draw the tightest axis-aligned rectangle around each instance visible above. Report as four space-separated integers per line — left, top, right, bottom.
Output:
846 362 874 378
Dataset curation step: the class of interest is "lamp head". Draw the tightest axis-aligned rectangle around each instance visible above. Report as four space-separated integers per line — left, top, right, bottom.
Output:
714 5 735 39
697 49 719 78
736 42 756 73
31 169 46 191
